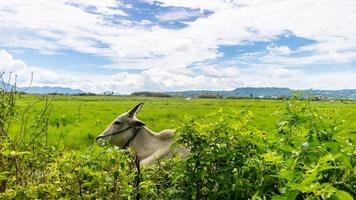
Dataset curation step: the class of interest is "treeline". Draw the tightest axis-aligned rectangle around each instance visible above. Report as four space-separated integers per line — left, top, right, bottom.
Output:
129 92 291 100
131 91 172 97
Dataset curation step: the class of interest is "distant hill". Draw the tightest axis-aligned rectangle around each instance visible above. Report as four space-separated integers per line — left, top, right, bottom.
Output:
2 84 355 99
166 87 292 98
19 86 84 94
229 87 292 97
1 84 84 94
166 87 356 99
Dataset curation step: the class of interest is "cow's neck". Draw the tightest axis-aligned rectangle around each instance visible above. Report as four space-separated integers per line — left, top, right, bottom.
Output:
129 127 165 160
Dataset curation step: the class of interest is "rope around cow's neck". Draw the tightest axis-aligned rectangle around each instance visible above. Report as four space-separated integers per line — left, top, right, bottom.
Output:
97 125 143 149
122 126 142 149
97 126 133 139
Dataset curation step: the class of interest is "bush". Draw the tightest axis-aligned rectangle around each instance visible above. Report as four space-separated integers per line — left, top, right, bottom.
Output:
172 109 273 199
169 100 355 199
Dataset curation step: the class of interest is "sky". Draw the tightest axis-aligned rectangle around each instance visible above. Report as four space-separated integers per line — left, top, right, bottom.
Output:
0 0 355 94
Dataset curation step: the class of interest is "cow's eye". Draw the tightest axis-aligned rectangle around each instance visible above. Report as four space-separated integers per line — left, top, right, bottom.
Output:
113 121 121 125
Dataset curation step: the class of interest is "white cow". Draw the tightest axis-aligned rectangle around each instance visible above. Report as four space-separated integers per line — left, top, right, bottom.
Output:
96 102 189 165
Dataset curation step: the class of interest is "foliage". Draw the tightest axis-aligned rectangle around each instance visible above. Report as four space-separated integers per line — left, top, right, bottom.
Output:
169 99 355 199
1 81 137 199
0 73 17 193
0 82 355 199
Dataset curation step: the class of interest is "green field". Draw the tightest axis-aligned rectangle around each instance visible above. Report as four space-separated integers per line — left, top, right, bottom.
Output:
12 95 356 150
2 94 356 199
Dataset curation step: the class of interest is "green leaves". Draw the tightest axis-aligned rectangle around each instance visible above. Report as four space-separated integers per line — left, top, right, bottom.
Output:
171 101 356 199
172 109 276 199
330 190 354 200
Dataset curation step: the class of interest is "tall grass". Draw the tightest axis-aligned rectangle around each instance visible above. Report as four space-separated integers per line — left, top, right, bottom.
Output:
0 77 138 199
0 73 17 192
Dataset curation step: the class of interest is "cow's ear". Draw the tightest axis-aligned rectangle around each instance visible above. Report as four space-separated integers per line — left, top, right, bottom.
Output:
128 102 144 117
132 120 145 128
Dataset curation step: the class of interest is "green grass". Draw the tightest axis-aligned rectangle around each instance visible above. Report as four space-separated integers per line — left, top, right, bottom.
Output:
3 93 356 199
11 94 356 150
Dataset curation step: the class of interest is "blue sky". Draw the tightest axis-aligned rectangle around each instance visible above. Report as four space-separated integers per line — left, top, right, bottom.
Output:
0 0 355 93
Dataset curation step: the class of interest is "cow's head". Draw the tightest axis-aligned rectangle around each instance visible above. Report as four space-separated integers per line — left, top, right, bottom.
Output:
96 102 145 148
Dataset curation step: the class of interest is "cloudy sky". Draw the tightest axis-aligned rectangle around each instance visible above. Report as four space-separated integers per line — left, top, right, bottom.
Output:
0 0 355 93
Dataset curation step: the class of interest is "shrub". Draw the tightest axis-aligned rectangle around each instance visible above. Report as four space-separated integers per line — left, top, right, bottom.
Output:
168 100 355 199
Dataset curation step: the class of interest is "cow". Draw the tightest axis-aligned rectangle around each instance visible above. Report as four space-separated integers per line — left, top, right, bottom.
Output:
96 102 189 165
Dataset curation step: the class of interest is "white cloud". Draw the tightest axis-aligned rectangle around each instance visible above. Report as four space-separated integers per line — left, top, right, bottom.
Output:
2 50 355 94
201 65 240 78
267 46 291 56
66 0 127 16
156 0 356 65
153 0 230 11
156 9 205 21
1 0 356 91
1 0 356 68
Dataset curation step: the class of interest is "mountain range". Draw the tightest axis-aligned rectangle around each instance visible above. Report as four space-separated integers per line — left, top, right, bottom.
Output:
1 84 355 99
166 87 356 99
1 84 84 94
20 86 84 94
